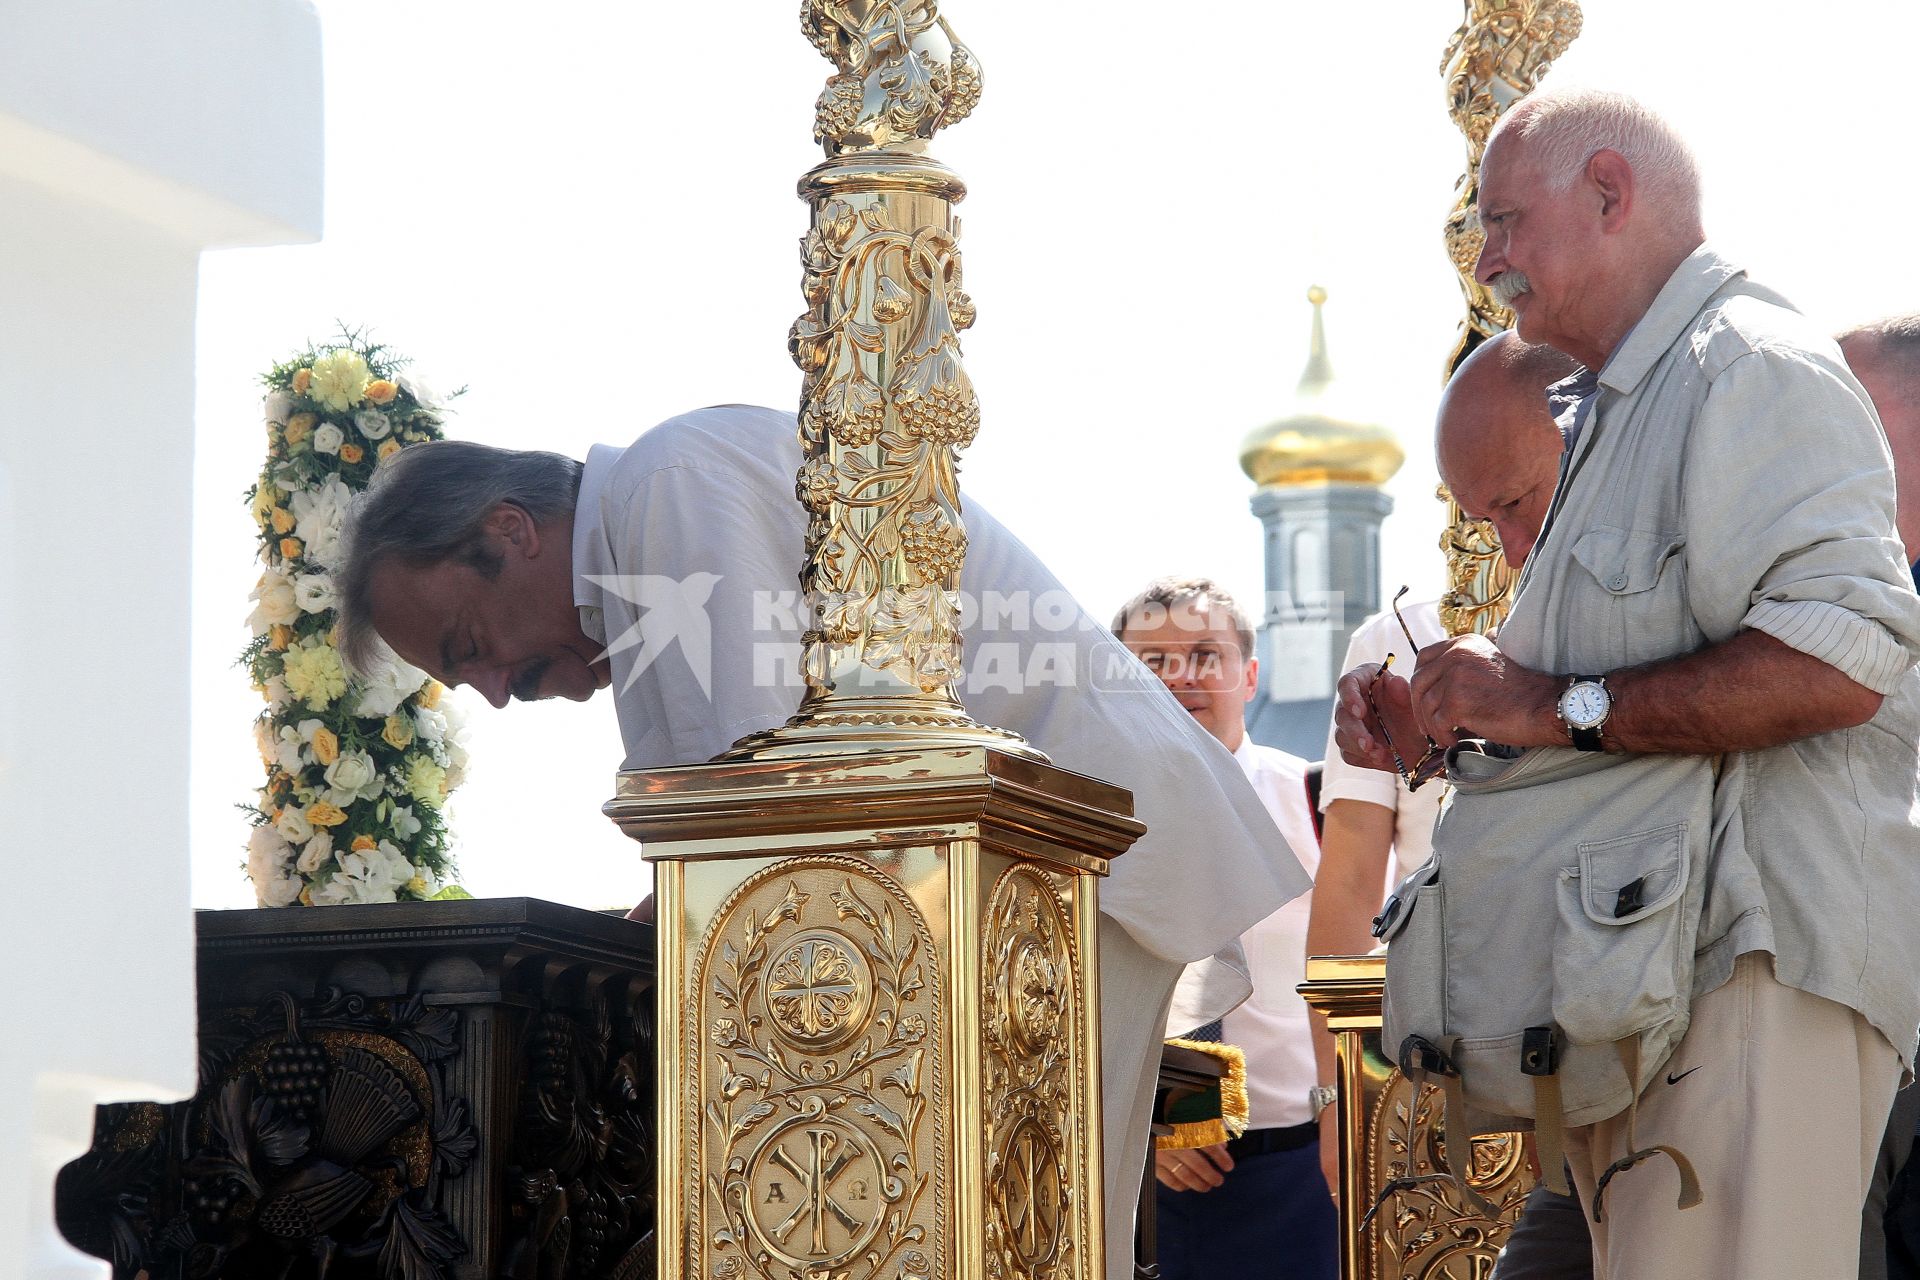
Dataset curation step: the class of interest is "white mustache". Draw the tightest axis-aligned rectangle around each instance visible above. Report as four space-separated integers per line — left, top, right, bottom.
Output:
1491 271 1532 309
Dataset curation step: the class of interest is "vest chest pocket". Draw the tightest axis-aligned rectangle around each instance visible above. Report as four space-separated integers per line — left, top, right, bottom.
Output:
1569 526 1694 667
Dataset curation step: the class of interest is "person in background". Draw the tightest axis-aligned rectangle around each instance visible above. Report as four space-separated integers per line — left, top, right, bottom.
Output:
1837 314 1920 1280
1116 576 1335 1280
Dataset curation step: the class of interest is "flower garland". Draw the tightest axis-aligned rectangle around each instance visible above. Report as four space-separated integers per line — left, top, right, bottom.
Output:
241 332 470 907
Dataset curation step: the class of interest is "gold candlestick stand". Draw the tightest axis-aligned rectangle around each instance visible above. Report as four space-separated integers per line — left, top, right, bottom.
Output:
608 7 1136 1280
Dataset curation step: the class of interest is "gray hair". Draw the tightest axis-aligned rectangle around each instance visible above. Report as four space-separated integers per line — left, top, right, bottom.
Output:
335 440 583 675
1111 576 1256 660
1496 87 1702 226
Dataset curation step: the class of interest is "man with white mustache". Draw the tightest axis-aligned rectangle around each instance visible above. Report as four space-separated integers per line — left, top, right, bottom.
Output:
1335 87 1920 1280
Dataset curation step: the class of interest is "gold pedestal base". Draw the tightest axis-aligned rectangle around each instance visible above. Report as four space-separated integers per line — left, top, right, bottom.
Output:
1301 955 1534 1279
610 747 1140 1280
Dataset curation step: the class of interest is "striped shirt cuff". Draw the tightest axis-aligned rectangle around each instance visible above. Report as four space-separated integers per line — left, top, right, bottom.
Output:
1745 598 1918 695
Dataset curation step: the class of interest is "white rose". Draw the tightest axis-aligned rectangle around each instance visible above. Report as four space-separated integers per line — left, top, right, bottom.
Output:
248 569 300 630
248 825 292 872
294 573 337 615
276 806 315 844
259 872 303 908
354 408 392 440
313 422 344 455
264 389 295 426
390 805 423 839
324 750 382 805
297 829 334 874
247 827 301 907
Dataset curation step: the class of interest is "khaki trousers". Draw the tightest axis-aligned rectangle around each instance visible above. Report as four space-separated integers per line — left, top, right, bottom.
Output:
1564 952 1901 1280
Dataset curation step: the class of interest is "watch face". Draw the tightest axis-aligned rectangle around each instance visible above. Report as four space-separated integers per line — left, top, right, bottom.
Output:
1560 681 1610 729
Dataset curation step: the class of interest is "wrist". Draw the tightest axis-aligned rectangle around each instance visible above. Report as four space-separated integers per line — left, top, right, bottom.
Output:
1554 672 1616 751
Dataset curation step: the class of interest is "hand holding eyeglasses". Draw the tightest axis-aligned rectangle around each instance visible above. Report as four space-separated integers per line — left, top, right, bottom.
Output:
1333 587 1449 790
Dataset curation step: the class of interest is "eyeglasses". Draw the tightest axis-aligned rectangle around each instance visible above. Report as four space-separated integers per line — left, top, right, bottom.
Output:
1367 587 1446 792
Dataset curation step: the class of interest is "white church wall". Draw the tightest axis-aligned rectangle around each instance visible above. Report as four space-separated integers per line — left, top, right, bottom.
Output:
0 3 321 1276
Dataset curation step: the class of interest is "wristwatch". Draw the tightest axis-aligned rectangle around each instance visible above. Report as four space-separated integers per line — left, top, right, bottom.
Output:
1309 1084 1337 1118
1556 675 1612 752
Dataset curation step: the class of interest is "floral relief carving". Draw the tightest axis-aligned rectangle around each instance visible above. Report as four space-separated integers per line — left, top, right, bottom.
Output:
800 1 981 155
1367 1075 1529 1279
981 867 1083 1280
699 862 942 1280
790 198 977 695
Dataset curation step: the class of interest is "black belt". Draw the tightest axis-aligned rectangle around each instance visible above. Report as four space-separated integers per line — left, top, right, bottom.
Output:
1224 1121 1318 1158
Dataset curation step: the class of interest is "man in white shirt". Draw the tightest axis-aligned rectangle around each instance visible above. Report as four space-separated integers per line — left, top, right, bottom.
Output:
1115 576 1336 1280
334 405 1312 1280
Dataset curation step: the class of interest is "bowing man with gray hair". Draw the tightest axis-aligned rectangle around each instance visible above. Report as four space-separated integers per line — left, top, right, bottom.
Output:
335 404 1311 1280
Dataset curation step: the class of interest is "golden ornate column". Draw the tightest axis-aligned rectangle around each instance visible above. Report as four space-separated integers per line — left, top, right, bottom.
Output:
611 7 1136 1280
1301 6 1584 1277
1437 0 1585 637
726 1 1024 763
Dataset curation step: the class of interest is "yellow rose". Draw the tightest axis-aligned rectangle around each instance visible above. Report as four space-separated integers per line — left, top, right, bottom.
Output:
417 681 443 709
279 536 304 560
284 412 317 447
271 506 295 534
251 486 278 530
299 885 315 906
268 623 293 652
382 715 414 750
311 725 339 765
365 379 398 405
376 439 402 462
351 834 378 852
292 368 312 393
339 443 364 464
306 801 348 827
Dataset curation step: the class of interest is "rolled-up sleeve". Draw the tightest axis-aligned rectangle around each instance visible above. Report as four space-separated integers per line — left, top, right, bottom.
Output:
1682 348 1920 694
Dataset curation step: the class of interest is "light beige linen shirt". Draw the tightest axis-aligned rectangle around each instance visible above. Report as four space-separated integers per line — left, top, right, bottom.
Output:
1496 246 1920 1064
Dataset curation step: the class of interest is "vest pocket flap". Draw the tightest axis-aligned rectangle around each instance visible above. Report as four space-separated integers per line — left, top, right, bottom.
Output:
1574 824 1686 925
1373 858 1439 943
1570 526 1684 595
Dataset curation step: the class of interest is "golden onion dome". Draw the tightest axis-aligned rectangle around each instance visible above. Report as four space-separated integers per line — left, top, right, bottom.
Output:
1239 286 1405 488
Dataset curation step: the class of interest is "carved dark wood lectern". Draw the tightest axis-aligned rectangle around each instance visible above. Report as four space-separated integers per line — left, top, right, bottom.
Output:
55 899 655 1280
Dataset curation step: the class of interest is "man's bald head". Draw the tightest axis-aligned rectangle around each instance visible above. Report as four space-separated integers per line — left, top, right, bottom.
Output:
1838 315 1920 557
1436 331 1582 569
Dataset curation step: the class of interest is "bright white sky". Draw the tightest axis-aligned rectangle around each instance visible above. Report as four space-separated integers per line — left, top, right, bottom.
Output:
188 1 1920 910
